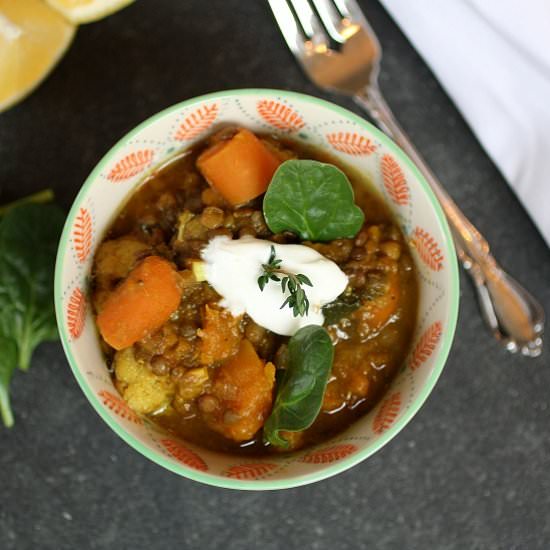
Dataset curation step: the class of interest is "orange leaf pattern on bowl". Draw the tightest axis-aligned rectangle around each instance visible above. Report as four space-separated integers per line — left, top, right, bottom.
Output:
410 321 443 371
98 389 142 425
412 227 444 271
381 154 409 206
72 207 93 263
174 104 219 141
107 150 154 182
326 132 377 156
300 443 358 464
161 439 208 471
67 287 86 339
256 100 305 132
223 463 278 480
372 392 401 434
58 93 457 487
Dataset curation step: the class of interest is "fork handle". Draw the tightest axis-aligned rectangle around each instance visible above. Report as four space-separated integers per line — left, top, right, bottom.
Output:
354 84 544 355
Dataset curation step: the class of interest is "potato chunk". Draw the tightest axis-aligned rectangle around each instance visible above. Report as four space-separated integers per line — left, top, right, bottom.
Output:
177 367 210 401
321 343 390 413
199 339 275 441
92 236 150 311
114 348 175 415
352 271 400 341
198 305 242 365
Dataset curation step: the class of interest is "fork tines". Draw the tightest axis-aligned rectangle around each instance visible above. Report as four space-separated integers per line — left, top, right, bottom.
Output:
268 0 367 51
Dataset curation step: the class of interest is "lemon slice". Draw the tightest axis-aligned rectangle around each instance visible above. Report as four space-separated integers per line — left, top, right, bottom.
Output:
45 0 134 24
0 0 75 114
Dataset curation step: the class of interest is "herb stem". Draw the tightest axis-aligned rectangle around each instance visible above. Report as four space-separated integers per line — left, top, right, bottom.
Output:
257 246 313 317
0 388 13 428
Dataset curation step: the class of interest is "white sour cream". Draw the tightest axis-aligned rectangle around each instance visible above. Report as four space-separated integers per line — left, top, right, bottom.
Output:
201 236 348 336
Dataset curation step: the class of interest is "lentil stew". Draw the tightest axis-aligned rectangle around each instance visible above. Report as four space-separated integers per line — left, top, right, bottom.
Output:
91 128 419 456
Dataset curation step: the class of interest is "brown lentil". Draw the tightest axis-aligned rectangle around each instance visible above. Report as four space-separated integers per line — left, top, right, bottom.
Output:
200 206 225 229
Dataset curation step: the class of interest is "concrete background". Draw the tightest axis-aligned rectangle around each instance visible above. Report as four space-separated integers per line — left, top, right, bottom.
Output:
1 1 549 548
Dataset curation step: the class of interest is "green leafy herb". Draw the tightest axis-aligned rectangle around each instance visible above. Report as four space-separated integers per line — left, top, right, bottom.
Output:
0 201 65 427
363 272 390 301
264 325 334 448
322 292 361 325
257 245 313 317
263 159 365 242
0 189 55 217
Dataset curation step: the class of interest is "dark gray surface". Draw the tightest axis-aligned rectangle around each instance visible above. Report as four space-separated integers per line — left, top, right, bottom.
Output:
1 1 549 549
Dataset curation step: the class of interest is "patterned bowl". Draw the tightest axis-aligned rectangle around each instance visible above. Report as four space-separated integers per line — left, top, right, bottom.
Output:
55 89 459 489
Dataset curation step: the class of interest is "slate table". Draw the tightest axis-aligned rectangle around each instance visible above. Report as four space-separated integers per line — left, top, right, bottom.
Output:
1 1 549 549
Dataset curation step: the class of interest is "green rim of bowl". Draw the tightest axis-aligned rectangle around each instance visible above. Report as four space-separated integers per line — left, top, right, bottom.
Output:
55 88 460 490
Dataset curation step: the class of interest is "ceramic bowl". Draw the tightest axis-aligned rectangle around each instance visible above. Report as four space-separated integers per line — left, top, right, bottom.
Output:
55 89 459 489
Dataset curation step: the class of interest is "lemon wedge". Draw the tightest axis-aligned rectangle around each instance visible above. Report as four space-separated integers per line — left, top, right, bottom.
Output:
45 0 134 24
0 0 75 114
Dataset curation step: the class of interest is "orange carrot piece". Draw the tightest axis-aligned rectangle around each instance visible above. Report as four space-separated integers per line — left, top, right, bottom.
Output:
196 128 281 205
97 256 182 350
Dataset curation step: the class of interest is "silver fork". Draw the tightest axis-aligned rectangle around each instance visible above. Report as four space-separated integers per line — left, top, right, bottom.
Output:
268 0 545 357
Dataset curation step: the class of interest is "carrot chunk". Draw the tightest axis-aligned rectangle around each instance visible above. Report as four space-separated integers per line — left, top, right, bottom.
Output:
196 128 281 205
97 256 182 350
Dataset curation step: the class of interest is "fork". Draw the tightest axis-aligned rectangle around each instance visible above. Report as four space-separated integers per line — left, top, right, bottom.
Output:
268 0 545 357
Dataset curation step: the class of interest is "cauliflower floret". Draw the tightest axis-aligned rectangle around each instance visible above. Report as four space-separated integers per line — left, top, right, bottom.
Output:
114 348 175 415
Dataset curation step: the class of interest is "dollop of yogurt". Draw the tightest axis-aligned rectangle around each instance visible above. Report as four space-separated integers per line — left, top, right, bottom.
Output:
201 236 348 336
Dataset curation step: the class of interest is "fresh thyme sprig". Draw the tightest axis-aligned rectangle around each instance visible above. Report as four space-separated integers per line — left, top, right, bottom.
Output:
257 245 313 317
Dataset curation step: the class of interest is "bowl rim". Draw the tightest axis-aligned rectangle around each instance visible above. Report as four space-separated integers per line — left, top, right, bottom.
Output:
55 88 460 490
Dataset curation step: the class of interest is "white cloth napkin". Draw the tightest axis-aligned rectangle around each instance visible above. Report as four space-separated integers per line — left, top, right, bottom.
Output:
378 0 550 246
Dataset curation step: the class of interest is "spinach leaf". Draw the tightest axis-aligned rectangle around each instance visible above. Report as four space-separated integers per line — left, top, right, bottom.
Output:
264 325 334 448
0 189 54 217
0 202 65 426
263 159 365 242
322 293 361 325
